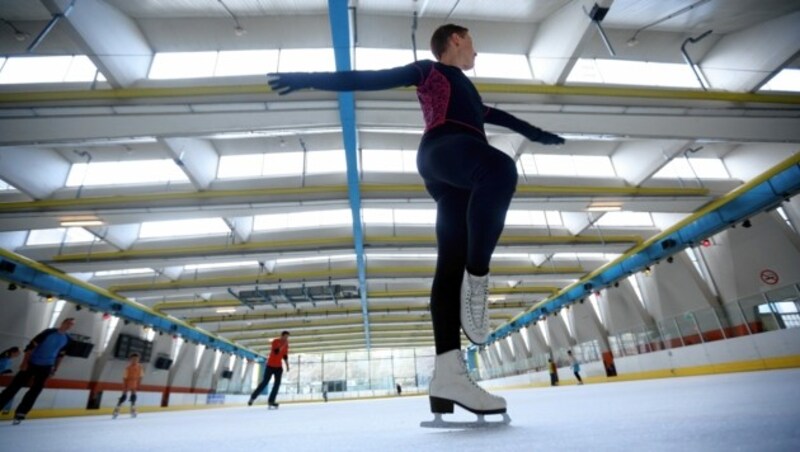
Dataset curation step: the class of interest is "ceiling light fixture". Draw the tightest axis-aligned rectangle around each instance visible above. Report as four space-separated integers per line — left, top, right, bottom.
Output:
587 202 622 212
60 216 104 227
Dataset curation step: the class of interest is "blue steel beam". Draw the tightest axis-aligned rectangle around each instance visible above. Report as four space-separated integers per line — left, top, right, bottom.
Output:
0 248 264 362
476 153 800 350
328 0 371 349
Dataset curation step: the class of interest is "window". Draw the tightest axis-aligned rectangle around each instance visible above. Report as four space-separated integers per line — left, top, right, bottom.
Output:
306 150 347 174
264 152 304 177
215 50 279 77
184 261 259 271
760 69 800 92
253 209 352 231
355 48 415 70
66 159 189 187
518 154 616 177
652 158 730 179
218 154 264 179
275 254 355 265
567 58 701 89
94 268 155 278
552 252 621 261
392 209 436 225
101 316 120 352
139 218 231 239
362 208 436 225
473 53 531 80
27 227 95 246
505 210 563 227
149 52 218 79
278 48 336 72
362 149 417 173
48 299 67 329
595 212 653 227
0 55 99 84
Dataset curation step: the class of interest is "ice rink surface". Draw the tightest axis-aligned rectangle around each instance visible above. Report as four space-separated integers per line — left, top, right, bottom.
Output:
3 369 799 452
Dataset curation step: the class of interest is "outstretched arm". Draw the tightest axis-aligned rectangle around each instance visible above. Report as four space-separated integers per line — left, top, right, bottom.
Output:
268 62 426 95
484 106 565 145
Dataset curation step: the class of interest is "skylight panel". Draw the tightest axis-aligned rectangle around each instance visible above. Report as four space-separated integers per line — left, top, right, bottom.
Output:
278 49 335 72
149 52 217 79
392 209 436 225
363 149 403 172
362 149 417 173
218 154 264 179
276 254 355 265
63 55 99 82
253 209 352 231
366 253 438 260
355 48 415 70
26 227 95 246
505 210 548 226
0 55 98 84
567 58 701 89
473 53 531 79
66 159 189 187
534 154 574 176
595 212 653 227
760 69 800 92
545 210 563 226
521 154 615 177
572 155 616 177
362 208 394 224
94 268 155 277
652 158 730 179
139 218 231 239
184 261 259 271
305 150 347 174
215 50 279 77
552 252 620 261
685 158 729 179
263 152 304 177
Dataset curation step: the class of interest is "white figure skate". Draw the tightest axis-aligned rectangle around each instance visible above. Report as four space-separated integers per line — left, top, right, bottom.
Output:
112 406 120 419
421 350 510 429
131 406 137 418
461 271 491 345
268 403 279 410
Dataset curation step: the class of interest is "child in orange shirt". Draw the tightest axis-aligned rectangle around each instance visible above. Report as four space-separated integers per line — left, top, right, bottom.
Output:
112 353 144 419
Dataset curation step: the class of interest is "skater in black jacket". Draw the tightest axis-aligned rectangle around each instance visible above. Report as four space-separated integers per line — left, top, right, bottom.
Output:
269 24 564 426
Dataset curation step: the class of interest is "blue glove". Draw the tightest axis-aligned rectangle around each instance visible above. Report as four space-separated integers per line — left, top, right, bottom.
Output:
268 73 313 95
538 131 565 145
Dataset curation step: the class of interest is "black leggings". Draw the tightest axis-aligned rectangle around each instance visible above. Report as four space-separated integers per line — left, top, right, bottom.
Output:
0 364 52 418
251 366 283 404
117 391 137 406
417 127 518 355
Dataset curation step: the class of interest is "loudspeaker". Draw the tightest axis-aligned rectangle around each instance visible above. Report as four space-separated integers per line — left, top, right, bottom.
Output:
154 356 173 370
65 341 94 358
221 369 234 379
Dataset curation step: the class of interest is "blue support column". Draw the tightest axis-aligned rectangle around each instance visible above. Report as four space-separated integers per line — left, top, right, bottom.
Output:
328 0 371 349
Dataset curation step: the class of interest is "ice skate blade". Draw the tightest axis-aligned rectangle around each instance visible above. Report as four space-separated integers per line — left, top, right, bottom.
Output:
420 412 511 429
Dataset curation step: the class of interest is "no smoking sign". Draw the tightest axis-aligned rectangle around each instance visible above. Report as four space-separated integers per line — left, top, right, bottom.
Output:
760 269 779 285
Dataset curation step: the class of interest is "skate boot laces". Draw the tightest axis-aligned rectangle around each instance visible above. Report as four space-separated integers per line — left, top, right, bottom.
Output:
465 275 489 333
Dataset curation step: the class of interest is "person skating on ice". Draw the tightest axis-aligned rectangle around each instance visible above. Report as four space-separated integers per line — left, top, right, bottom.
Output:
113 352 144 419
0 318 75 425
268 24 564 426
248 331 290 409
